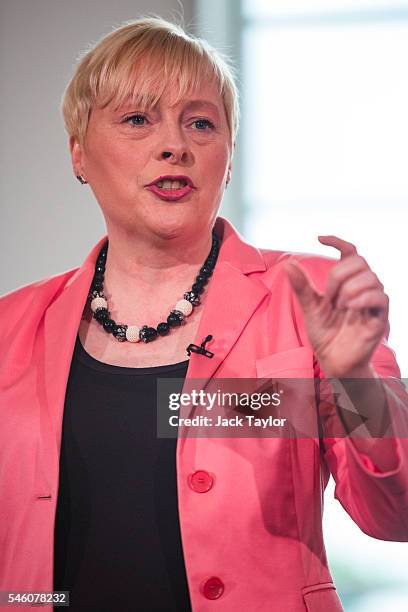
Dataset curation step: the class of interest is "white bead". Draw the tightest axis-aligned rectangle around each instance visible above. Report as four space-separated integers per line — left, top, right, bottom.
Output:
126 326 141 343
91 296 108 312
175 299 193 316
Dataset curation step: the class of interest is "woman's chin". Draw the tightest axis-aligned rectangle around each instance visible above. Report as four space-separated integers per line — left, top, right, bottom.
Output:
143 209 204 238
152 221 199 241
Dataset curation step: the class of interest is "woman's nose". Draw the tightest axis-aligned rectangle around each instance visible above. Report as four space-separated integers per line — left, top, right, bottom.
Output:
160 148 188 163
155 125 191 164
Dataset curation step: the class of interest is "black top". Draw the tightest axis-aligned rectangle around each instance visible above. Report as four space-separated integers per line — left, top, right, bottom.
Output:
53 335 192 611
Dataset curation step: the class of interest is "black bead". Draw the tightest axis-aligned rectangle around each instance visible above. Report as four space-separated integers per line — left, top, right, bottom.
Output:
192 282 204 294
93 281 103 292
200 266 212 277
172 310 185 323
157 322 170 336
112 324 127 342
195 274 208 285
167 312 182 327
184 291 200 306
103 318 116 333
139 326 158 343
93 272 104 281
94 308 109 322
95 265 105 274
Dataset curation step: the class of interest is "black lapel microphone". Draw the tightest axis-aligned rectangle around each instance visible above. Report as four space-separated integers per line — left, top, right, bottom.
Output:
186 335 214 358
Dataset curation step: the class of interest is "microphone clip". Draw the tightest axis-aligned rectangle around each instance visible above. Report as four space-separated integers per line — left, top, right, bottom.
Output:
186 334 214 358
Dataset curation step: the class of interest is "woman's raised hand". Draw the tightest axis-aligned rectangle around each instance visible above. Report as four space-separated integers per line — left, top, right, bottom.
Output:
284 236 389 378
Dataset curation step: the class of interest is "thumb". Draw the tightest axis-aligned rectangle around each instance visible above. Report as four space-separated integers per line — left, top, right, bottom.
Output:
284 260 320 313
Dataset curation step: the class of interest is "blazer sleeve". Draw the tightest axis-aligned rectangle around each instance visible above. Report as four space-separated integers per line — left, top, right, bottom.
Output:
319 340 408 542
292 254 408 542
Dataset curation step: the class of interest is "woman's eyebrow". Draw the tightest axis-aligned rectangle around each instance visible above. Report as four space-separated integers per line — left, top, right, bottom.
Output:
182 100 220 116
113 93 158 112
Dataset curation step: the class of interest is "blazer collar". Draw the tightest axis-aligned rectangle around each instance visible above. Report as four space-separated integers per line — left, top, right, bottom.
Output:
213 216 267 274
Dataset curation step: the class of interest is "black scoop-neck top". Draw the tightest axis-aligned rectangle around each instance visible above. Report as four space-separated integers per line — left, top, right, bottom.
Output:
53 334 192 611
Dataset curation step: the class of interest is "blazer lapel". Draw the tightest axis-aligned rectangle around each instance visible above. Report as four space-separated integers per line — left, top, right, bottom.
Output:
42 238 106 453
178 217 270 439
184 260 269 384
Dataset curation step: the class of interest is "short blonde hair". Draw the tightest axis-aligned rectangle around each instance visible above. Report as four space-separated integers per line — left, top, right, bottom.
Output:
61 16 240 148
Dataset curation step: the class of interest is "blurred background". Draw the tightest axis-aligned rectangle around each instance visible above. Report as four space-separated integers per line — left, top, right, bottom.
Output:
1 1 407 609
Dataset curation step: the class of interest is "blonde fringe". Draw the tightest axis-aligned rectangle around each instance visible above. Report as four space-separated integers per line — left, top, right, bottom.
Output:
61 17 240 147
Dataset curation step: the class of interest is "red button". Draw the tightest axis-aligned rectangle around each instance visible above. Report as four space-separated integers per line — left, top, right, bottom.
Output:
201 576 225 600
188 470 214 493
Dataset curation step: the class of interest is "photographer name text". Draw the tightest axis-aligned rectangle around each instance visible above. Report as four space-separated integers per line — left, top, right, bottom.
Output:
168 415 287 428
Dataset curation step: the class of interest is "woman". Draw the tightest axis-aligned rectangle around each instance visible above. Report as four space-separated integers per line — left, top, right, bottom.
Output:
1 16 408 612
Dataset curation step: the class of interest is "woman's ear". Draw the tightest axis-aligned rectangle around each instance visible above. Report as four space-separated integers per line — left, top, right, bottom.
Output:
70 137 87 184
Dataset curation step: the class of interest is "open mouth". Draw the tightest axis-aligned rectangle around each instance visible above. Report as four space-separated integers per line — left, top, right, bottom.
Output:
145 176 195 201
155 179 188 190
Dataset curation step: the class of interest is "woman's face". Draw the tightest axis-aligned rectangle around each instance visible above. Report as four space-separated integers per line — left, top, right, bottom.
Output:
70 78 232 241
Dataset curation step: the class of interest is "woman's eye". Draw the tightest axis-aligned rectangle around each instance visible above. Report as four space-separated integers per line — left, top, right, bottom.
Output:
192 119 215 131
123 114 147 127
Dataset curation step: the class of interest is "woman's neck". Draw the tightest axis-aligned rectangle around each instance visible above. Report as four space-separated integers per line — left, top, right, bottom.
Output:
100 227 215 319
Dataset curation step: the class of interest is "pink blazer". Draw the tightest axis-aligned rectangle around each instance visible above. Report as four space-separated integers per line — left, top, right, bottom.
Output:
1 216 408 611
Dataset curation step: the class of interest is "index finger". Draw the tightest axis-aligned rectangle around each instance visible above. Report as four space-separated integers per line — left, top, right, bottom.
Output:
317 235 358 259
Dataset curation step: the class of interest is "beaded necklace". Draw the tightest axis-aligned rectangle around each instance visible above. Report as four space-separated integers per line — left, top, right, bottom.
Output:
88 229 220 343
